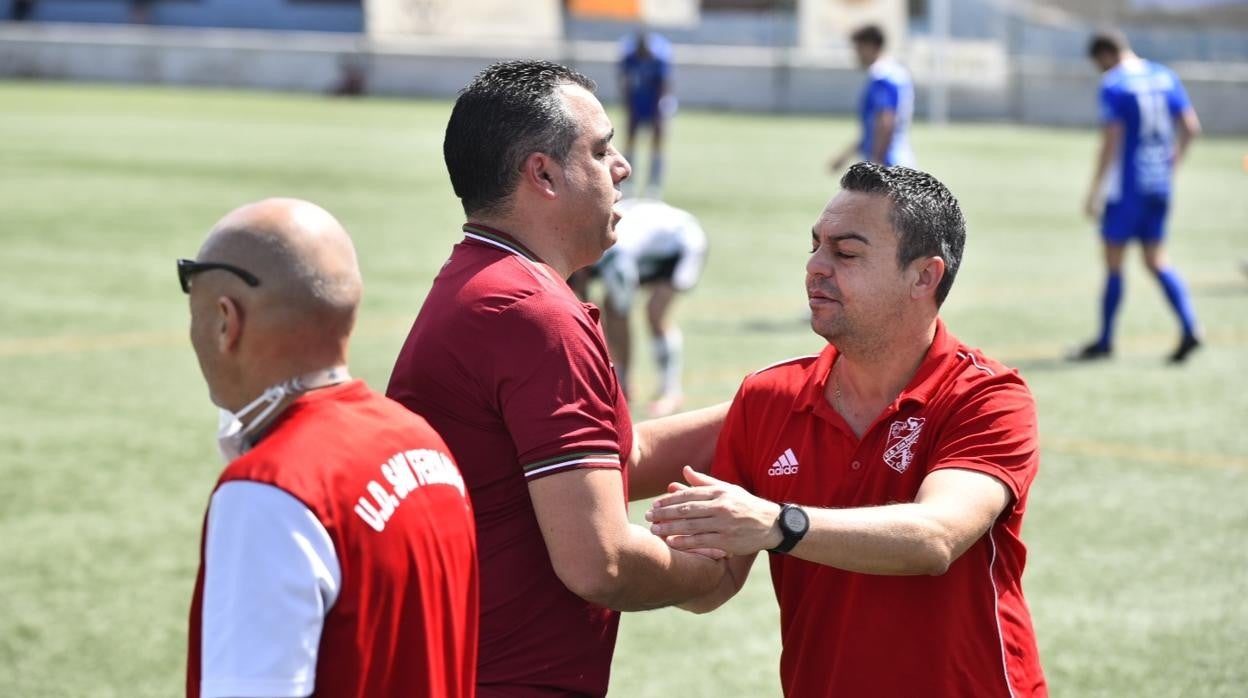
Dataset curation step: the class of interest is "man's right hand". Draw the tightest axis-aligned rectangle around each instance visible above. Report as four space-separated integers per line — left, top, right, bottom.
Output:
1083 190 1102 220
646 466 784 557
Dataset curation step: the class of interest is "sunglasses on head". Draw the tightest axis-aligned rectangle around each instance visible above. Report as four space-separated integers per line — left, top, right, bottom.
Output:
177 258 261 294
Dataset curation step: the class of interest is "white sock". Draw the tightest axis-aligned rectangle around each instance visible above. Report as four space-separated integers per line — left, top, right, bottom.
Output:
652 328 683 397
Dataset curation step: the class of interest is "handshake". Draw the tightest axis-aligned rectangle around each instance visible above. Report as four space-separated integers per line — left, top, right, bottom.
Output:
645 465 785 559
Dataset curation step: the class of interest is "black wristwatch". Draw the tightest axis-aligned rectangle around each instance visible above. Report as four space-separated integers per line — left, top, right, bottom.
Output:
768 503 809 554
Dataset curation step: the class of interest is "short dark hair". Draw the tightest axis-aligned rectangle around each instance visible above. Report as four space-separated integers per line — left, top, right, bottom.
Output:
840 162 965 306
1088 30 1129 60
443 60 597 217
850 25 885 49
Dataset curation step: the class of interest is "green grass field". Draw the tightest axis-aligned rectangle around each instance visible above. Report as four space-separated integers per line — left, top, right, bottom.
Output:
1 80 1245 697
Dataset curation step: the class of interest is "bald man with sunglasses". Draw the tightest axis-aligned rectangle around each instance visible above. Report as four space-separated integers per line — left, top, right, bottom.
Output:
179 198 479 698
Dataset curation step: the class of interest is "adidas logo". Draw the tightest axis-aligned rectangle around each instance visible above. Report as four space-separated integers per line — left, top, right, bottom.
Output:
767 448 799 476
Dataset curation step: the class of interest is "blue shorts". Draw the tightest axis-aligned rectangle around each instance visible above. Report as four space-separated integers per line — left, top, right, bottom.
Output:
628 96 661 125
1101 195 1169 245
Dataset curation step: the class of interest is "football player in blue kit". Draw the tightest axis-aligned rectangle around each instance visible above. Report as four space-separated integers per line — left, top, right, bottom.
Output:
829 25 915 172
1074 30 1203 363
620 30 674 198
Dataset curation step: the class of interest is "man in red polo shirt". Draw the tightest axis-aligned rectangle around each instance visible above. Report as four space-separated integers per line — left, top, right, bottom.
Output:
182 198 478 698
647 163 1048 697
387 61 727 697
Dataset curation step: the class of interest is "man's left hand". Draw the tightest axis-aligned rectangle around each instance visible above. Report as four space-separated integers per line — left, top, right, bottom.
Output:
645 466 783 556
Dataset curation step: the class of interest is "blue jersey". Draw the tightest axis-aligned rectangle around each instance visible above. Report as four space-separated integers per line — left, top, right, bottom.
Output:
859 58 915 167
620 32 672 115
1099 60 1191 203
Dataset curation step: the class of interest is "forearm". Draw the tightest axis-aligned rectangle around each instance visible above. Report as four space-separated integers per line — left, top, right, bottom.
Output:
1088 130 1116 197
833 141 859 166
678 553 752 614
1174 109 1201 166
536 469 726 611
594 524 726 611
649 464 1011 579
628 401 729 500
791 503 963 576
1091 145 1113 190
1174 132 1192 165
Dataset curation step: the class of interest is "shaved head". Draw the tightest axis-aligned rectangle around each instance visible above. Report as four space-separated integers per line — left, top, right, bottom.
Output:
197 197 362 337
187 198 362 408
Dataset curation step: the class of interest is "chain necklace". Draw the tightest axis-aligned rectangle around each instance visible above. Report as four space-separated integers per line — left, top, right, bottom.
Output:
831 357 844 412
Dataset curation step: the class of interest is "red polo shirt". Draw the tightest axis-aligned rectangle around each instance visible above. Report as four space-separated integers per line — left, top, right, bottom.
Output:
387 224 633 697
714 321 1047 697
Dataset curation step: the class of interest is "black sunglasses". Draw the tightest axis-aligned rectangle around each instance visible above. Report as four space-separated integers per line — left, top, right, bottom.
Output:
177 258 261 294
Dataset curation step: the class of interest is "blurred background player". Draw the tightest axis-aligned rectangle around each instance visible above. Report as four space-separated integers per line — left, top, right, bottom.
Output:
619 29 674 198
1073 30 1203 363
591 198 708 417
829 24 915 172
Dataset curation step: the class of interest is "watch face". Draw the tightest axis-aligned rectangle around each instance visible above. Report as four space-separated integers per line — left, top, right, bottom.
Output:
781 506 807 533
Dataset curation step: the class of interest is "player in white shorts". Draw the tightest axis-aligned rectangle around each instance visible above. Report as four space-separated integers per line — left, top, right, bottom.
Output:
588 198 708 417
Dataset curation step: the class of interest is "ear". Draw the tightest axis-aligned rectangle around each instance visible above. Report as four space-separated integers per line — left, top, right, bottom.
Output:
910 256 946 302
520 152 561 201
215 296 244 353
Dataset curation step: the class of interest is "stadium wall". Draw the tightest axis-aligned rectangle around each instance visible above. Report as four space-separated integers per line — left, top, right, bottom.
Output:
0 0 363 32
1 22 1245 134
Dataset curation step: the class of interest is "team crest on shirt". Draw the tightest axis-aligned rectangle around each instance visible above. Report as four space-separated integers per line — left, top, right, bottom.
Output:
883 417 925 474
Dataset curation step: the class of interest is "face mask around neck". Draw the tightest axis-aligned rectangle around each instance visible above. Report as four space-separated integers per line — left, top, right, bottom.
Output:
214 366 349 463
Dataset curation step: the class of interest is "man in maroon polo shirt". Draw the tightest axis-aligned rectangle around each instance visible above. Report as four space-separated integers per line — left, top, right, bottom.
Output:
648 163 1047 696
387 60 728 697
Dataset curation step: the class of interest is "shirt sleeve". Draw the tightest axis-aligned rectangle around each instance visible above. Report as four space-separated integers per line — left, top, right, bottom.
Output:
495 292 624 481
710 381 755 493
1165 69 1192 116
200 481 342 698
1098 83 1119 125
926 376 1040 509
868 78 900 113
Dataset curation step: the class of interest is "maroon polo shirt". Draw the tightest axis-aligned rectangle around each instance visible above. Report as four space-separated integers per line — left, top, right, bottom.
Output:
387 224 633 697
